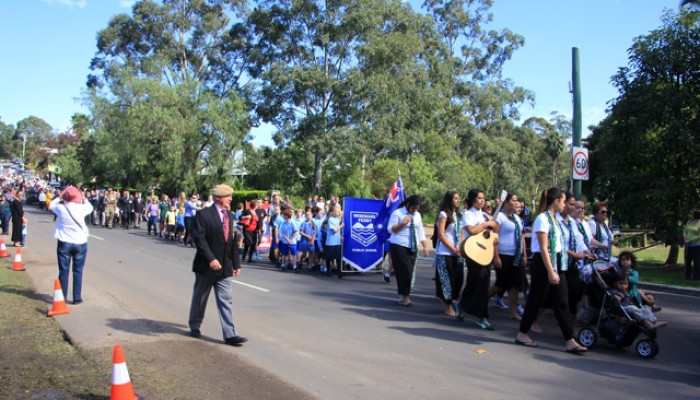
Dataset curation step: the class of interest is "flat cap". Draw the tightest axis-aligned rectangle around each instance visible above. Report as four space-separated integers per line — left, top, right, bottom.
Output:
212 184 234 197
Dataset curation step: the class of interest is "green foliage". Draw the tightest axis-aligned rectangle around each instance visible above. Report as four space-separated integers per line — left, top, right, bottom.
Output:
231 190 268 207
587 9 700 246
0 117 15 158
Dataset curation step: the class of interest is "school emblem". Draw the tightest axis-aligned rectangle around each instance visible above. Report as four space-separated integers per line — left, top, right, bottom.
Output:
350 211 378 247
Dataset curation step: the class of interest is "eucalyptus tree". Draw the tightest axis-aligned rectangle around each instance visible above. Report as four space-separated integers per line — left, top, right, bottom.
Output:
14 116 54 168
86 0 251 193
0 118 15 158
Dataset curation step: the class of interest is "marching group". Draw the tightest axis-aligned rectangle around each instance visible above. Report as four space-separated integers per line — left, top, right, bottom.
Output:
388 187 670 354
29 182 700 352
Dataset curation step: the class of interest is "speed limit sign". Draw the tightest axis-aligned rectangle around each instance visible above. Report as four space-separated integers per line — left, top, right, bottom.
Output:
572 146 589 180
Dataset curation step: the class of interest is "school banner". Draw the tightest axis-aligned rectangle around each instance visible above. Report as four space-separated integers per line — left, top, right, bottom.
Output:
343 197 384 272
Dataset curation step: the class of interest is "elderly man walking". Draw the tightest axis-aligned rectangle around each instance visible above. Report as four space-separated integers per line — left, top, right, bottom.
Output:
188 184 247 346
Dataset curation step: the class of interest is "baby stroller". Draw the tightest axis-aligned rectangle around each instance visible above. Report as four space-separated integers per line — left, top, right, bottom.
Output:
577 260 660 359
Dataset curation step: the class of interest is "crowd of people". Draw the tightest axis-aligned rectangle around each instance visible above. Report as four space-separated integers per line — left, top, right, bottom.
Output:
24 179 686 353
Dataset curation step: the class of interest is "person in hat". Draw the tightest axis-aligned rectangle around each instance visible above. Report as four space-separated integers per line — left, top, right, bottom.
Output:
188 184 247 346
49 186 94 304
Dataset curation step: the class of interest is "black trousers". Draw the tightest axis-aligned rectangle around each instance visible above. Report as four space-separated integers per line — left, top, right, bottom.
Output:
243 230 258 261
390 244 417 296
566 261 583 316
519 253 573 341
685 246 700 280
459 257 490 319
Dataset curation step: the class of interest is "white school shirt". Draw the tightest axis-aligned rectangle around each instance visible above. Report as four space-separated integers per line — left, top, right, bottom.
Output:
495 212 522 256
557 213 588 253
588 220 612 245
531 212 563 254
435 211 459 256
461 207 490 240
388 207 426 248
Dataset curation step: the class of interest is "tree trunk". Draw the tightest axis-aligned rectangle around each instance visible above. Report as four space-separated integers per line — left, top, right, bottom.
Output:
313 153 324 195
664 244 679 266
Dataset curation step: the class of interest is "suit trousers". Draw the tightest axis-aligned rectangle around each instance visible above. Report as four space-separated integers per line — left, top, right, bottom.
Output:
188 272 237 340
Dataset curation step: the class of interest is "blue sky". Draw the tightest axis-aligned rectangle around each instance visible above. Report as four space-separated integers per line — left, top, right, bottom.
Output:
0 0 684 147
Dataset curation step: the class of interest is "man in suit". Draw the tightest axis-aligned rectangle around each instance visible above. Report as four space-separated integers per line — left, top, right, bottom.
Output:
188 184 247 346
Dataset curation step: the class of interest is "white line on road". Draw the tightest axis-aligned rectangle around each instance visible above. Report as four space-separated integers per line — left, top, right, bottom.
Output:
233 280 270 293
89 234 105 241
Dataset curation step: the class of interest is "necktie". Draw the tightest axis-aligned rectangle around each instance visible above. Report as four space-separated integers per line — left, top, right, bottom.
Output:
410 216 417 252
222 210 229 241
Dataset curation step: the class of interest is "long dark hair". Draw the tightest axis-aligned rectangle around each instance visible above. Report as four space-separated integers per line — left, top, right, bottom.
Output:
466 189 483 209
439 190 461 226
399 195 421 210
536 187 563 215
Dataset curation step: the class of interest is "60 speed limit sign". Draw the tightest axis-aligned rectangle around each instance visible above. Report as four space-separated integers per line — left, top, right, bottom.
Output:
572 146 589 180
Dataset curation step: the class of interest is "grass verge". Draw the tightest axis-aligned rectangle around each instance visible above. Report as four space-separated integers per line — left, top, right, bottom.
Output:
0 262 109 400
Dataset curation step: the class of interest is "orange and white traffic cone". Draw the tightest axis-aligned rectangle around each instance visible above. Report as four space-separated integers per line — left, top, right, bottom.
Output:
47 279 71 317
110 345 138 400
0 239 10 257
11 248 25 271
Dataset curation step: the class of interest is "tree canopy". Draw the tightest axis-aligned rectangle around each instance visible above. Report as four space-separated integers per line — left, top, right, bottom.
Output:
587 9 700 250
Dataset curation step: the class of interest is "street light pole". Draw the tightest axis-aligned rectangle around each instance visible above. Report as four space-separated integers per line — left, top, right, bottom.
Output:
21 133 26 170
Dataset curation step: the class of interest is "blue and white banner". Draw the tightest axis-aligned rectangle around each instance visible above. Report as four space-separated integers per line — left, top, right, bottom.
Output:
342 197 384 272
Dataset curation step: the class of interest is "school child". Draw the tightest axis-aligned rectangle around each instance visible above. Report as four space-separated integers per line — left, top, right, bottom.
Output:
278 208 299 272
165 205 177 241
21 217 27 247
298 210 316 270
176 207 186 243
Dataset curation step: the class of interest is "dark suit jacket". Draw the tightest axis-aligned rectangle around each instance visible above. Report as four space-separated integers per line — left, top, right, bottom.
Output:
192 205 240 277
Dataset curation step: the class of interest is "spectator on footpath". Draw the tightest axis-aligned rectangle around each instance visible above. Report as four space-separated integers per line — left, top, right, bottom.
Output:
49 186 94 304
0 192 11 235
9 190 24 247
188 184 247 347
683 209 700 280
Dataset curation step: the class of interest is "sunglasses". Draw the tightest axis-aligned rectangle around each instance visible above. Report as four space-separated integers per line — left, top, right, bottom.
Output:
599 210 608 215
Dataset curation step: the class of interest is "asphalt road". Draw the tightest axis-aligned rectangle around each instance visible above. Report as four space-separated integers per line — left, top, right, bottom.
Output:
23 207 700 400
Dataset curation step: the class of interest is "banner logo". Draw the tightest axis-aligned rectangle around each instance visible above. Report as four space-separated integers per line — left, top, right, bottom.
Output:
350 211 378 247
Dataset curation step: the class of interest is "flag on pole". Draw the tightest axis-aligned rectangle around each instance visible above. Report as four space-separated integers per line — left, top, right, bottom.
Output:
373 172 405 244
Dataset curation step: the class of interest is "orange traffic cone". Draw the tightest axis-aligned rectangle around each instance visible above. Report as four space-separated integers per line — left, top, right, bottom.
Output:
0 239 9 257
47 279 71 317
11 248 25 271
110 345 138 400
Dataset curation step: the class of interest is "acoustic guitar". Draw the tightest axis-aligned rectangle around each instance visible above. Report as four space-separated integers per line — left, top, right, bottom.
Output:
460 190 507 266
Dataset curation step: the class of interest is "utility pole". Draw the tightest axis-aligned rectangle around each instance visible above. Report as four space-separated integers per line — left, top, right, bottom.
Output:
21 133 26 171
571 47 582 199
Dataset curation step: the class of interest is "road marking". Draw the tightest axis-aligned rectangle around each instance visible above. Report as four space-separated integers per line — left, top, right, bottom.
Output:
233 280 270 293
89 234 105 241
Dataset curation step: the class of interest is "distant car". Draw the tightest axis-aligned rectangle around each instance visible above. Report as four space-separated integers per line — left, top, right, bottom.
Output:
49 181 62 190
11 157 21 165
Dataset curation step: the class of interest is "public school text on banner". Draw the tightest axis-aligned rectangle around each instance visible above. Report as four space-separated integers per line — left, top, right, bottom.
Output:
342 198 385 272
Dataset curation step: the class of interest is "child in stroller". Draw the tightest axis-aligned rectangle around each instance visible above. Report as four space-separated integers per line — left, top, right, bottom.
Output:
610 273 667 330
577 260 662 358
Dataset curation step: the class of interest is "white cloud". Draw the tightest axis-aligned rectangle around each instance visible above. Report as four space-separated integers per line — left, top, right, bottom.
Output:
119 0 136 8
40 0 87 8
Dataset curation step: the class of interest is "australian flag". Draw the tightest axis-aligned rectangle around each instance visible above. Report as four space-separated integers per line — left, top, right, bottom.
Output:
373 173 405 244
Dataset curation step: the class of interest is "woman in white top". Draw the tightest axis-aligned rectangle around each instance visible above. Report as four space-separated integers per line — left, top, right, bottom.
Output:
492 192 528 320
388 195 429 307
49 186 94 304
434 191 463 317
515 187 588 354
458 189 499 330
588 201 617 260
557 192 594 321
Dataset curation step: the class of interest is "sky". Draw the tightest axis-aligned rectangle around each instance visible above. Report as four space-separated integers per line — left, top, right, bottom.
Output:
0 0 685 148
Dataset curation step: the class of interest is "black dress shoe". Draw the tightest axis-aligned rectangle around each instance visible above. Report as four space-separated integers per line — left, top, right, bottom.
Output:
224 336 248 346
72 299 83 305
190 329 202 338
